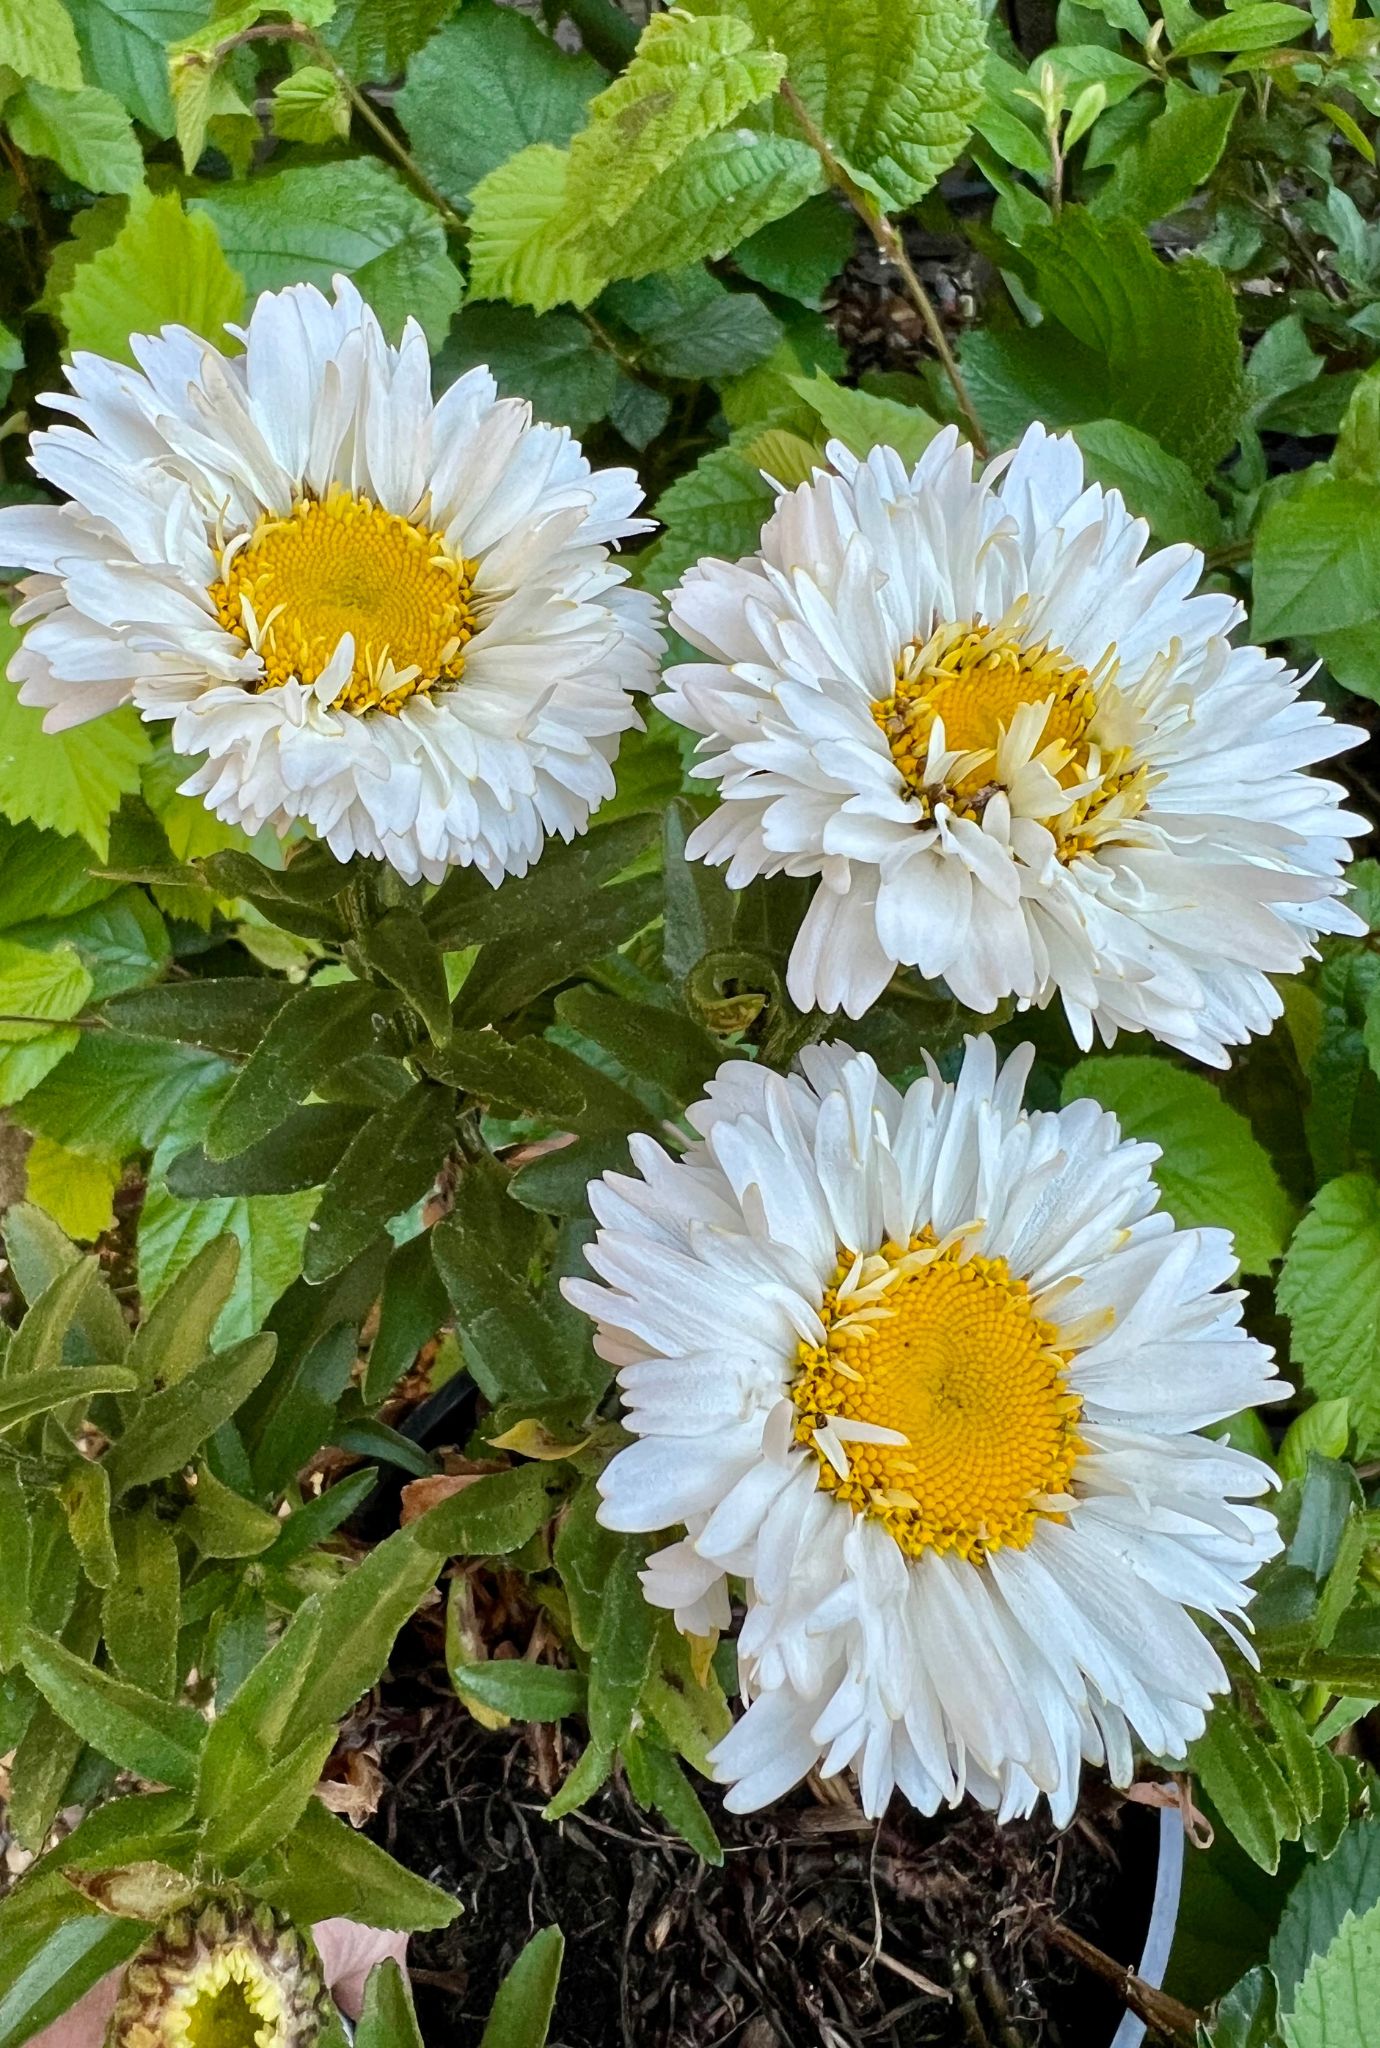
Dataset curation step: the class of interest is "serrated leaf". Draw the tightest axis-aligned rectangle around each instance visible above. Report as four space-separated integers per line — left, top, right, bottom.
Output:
0 0 83 88
60 188 245 366
441 303 617 434
0 660 150 861
640 445 774 598
6 80 143 193
1192 1700 1299 1873
64 0 209 136
709 0 986 210
0 935 93 1105
270 64 349 146
194 161 463 350
604 267 783 380
1272 1822 1380 2001
1285 1899 1380 2047
1278 1177 1380 1457
467 143 608 312
396 6 600 207
20 1031 227 1162
787 368 939 463
319 0 452 85
479 1926 564 2048
733 194 855 307
1062 1055 1294 1274
1070 418 1223 547
138 1185 317 1346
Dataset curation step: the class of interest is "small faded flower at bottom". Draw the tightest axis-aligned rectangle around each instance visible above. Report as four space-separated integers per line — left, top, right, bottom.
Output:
569 1037 1285 1826
105 1896 330 2048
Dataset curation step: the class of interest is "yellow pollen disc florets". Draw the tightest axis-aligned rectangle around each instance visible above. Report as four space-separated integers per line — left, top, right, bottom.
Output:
870 617 1148 857
792 1231 1085 1561
171 1948 286 2048
211 489 478 716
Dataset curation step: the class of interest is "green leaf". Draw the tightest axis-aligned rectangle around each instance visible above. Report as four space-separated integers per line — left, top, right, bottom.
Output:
1173 4 1314 57
12 889 169 1006
1062 1055 1294 1275
194 161 463 351
733 194 855 307
711 0 987 210
0 0 83 88
19 1031 226 1161
642 1620 733 1777
7 78 142 193
1192 1700 1299 1873
205 981 386 1160
786 367 939 463
624 1732 723 1863
0 934 93 1104
252 1797 459 1932
466 143 609 313
356 1961 425 2048
0 678 151 863
409 1459 567 1561
1278 1398 1352 1484
199 1724 336 1869
319 0 453 85
479 1926 564 2048
103 1333 276 1495
353 909 452 1046
1279 1177 1380 1458
453 1659 586 1722
168 1106 367 1200
1091 85 1239 227
604 267 783 380
138 1186 317 1345
270 64 348 146
179 1463 280 1559
1285 1899 1380 2047
1070 418 1223 547
125 1234 240 1392
104 978 294 1061
640 445 774 598
441 304 617 435
103 1511 180 1700
963 209 1245 476
396 5 601 207
1272 1822 1380 2001
65 0 211 135
301 1082 455 1283
8 1247 123 1372
1252 476 1380 643
542 1738 613 1820
0 1467 28 1668
60 187 245 366
58 1459 116 1592
0 1365 137 1434
21 1628 204 1788
1208 1969 1283 2048
589 1538 655 1754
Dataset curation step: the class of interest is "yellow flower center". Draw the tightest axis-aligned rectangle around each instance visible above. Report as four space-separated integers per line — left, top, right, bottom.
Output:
792 1232 1084 1561
870 618 1148 857
211 489 477 715
169 1945 287 2048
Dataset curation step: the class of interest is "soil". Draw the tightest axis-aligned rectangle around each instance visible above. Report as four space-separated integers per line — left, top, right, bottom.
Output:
362 1628 1165 2048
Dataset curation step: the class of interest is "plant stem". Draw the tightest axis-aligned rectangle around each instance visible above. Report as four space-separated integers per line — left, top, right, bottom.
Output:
779 79 989 457
203 21 466 232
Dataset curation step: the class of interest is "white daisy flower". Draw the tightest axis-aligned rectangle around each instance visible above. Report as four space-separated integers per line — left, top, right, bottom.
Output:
569 1036 1284 1824
0 277 663 884
659 425 1365 1065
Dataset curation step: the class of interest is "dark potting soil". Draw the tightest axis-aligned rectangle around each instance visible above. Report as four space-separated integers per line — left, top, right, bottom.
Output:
363 1641 1163 2048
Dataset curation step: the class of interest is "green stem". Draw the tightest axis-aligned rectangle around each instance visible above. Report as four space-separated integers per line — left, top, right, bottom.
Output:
779 79 989 458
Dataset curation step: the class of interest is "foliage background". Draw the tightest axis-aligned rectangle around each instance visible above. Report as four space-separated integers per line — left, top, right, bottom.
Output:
0 0 1379 2043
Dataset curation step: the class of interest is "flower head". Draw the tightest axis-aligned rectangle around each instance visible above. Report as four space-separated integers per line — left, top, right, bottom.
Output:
106 1896 329 2047
571 1036 1284 1824
660 426 1364 1064
1 278 663 884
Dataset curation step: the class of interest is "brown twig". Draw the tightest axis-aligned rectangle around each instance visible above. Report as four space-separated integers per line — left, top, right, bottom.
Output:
1044 1920 1202 2042
824 1921 951 2000
779 79 989 456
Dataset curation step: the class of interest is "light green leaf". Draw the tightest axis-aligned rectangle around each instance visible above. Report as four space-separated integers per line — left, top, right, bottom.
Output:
137 1183 318 1345
787 368 939 463
7 80 142 192
1192 1699 1299 1874
19 1030 228 1160
1279 1176 1380 1457
1278 1398 1352 1483
60 187 245 364
103 1332 275 1494
0 934 92 1105
708 0 987 211
396 5 601 207
480 1927 564 2048
466 142 609 312
254 1797 459 1932
194 161 462 350
104 1510 180 1698
1285 1900 1380 2047
268 62 348 143
0 1364 137 1434
0 0 83 88
1062 1055 1294 1274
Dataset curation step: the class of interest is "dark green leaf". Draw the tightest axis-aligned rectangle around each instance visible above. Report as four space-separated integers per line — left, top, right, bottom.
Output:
21 1629 203 1789
103 979 294 1059
365 1231 447 1406
204 983 392 1161
302 1083 456 1283
0 1365 137 1434
104 1334 276 1495
166 1106 367 1198
353 908 453 1046
103 1510 180 1699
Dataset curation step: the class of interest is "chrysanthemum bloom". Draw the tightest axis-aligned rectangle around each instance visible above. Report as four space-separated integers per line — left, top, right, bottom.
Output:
573 1037 1283 1822
0 278 662 883
106 1895 330 2046
659 426 1364 1063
